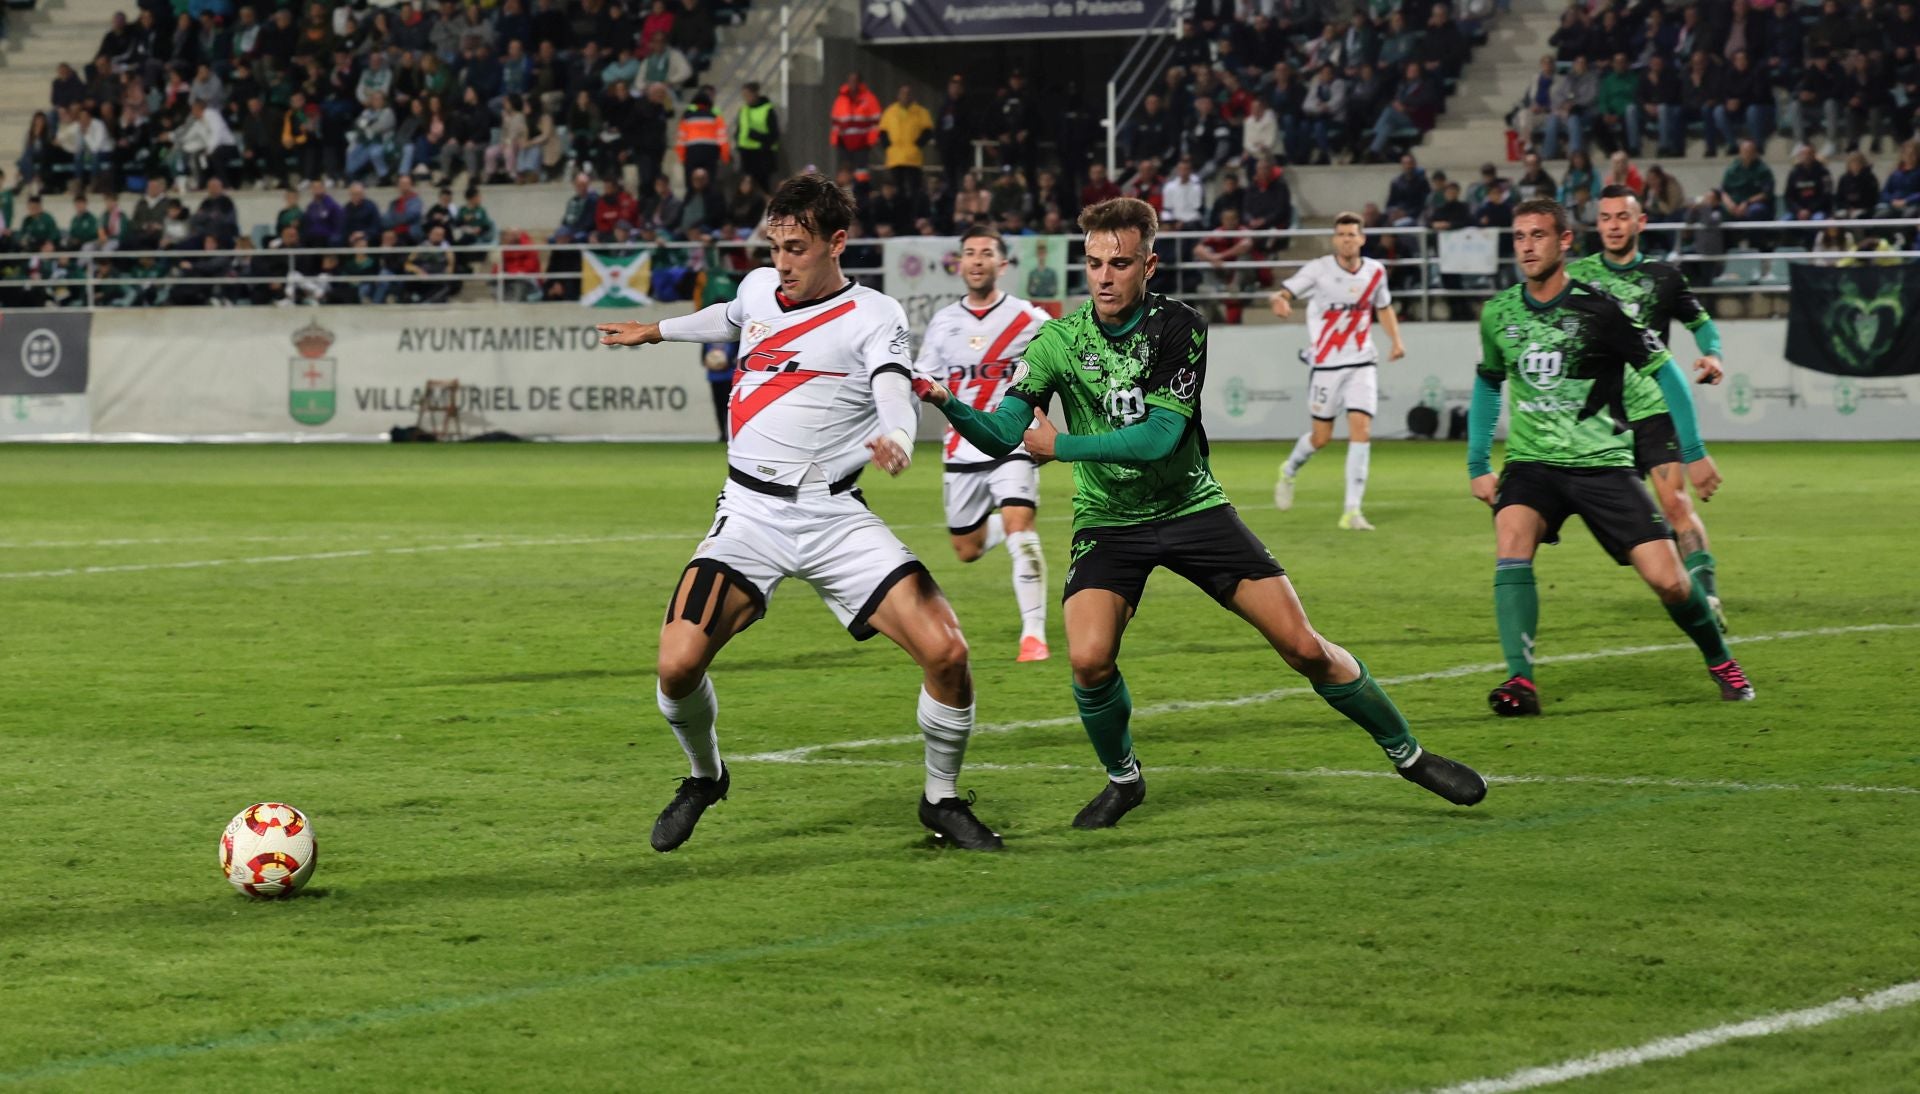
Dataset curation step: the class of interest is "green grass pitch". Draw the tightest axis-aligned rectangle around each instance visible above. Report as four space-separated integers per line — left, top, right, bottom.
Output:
1 440 1917 1092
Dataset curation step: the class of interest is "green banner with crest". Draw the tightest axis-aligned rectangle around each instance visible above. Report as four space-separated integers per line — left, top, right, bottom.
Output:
1785 264 1920 377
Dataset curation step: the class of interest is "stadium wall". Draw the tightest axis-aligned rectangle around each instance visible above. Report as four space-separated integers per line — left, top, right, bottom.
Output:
1203 323 1918 443
1 314 1912 442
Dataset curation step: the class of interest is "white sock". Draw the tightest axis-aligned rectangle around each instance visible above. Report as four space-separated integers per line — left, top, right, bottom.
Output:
1344 441 1371 512
657 674 723 779
1006 529 1047 640
918 686 973 803
1283 435 1317 478
980 512 1007 554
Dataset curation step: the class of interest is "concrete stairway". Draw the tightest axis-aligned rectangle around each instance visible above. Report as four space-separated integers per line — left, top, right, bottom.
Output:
1423 0 1561 172
1 0 131 179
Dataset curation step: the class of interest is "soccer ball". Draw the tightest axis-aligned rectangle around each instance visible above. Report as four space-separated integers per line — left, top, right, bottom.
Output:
220 803 317 898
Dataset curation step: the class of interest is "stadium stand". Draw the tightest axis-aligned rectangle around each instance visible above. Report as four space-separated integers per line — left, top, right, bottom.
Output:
2 0 1917 312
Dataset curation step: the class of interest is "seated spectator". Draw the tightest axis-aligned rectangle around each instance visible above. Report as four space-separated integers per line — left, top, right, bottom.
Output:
1367 60 1440 161
1192 206 1253 322
123 180 170 252
1714 51 1773 157
188 178 239 247
1785 144 1835 222
1593 52 1642 157
1384 154 1429 227
168 235 229 306
1241 156 1292 233
1514 151 1557 201
1834 150 1881 219
1793 53 1846 157
300 179 345 247
1601 151 1643 198
1839 51 1891 155
1558 149 1596 206
1877 139 1920 216
1299 66 1346 165
1161 157 1205 229
1079 163 1121 210
402 223 456 303
1544 55 1596 160
1681 52 1725 157
452 186 495 250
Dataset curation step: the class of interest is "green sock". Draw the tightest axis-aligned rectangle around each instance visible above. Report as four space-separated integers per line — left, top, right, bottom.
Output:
1494 562 1538 681
1072 671 1138 781
1684 549 1718 600
1667 580 1733 665
1315 661 1419 767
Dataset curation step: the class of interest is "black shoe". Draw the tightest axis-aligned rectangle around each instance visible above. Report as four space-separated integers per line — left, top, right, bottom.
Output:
1488 675 1541 717
1708 658 1755 701
1398 749 1488 806
918 790 1004 851
1072 774 1146 828
650 765 730 852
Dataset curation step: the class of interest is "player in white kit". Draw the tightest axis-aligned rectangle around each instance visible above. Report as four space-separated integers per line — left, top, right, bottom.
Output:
913 225 1054 663
596 173 1002 853
1267 212 1406 530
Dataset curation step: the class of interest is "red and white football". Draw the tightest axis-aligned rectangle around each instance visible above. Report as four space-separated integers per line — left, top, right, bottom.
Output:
220 803 317 899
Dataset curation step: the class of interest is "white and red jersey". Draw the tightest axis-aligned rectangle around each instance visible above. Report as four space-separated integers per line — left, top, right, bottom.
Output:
720 267 913 488
1281 255 1391 368
912 292 1051 466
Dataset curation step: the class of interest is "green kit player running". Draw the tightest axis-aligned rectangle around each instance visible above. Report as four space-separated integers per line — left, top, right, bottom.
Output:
1566 184 1730 631
1469 198 1754 716
915 197 1486 826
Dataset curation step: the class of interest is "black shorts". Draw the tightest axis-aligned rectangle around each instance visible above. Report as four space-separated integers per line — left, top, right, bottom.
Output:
1495 461 1674 565
1632 412 1681 476
1064 505 1286 608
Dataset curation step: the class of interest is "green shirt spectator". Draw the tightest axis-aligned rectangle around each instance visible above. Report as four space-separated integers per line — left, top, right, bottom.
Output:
68 207 99 249
21 204 59 250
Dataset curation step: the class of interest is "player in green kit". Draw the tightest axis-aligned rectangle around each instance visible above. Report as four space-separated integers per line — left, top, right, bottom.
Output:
1470 198 1754 716
915 198 1486 826
1566 184 1730 631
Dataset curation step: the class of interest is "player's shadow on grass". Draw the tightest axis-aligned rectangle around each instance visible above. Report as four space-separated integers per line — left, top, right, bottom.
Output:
413 647 879 687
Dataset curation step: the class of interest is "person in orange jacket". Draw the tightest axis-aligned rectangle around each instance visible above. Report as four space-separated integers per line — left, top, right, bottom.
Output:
676 91 732 185
830 71 882 172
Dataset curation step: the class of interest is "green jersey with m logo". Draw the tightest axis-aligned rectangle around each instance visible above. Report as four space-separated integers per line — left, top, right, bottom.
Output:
1565 253 1710 422
1477 280 1673 470
1004 293 1227 531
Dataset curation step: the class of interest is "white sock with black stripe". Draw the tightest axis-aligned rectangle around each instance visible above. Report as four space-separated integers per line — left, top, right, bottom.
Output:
1283 435 1317 478
658 674 723 779
1005 529 1047 640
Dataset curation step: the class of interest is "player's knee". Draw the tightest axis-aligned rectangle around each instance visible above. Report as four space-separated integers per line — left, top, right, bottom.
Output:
917 630 971 680
656 642 706 696
952 540 984 563
1070 651 1118 688
1276 635 1332 676
1651 572 1692 604
1309 433 1331 449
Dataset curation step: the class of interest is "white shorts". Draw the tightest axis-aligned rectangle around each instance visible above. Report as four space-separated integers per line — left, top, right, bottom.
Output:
942 457 1040 535
683 479 927 641
1307 365 1378 421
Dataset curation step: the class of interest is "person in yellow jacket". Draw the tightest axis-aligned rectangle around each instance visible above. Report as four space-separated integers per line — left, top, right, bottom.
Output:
879 84 933 196
676 91 731 186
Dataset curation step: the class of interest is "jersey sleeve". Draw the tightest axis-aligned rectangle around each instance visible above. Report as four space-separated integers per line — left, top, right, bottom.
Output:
1668 267 1710 331
1594 295 1674 377
1280 259 1317 299
1476 306 1507 386
1002 319 1064 410
1143 301 1207 419
859 296 915 383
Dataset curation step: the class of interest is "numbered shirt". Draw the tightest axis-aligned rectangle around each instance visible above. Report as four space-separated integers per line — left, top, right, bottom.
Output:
1003 293 1228 531
913 292 1052 467
1280 255 1392 368
1564 253 1710 421
721 267 914 487
1477 280 1674 470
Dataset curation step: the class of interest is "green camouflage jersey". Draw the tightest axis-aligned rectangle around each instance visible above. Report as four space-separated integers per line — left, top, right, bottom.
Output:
1477 279 1674 469
1565 252 1711 422
1004 293 1228 530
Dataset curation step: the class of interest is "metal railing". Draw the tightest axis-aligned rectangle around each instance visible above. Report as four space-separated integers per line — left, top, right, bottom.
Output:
1102 0 1181 178
4 219 1913 315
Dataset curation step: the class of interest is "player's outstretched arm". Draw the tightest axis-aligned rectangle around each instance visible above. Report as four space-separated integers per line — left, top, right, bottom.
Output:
920 388 1036 459
1047 406 1185 465
597 321 663 346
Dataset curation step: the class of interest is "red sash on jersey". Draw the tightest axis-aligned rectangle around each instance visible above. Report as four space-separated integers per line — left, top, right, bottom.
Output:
1311 267 1383 365
946 310 1035 458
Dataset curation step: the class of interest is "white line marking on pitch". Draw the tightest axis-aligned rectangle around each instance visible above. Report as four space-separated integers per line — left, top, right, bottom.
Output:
763 756 1920 797
1428 978 1920 1093
741 623 1920 763
0 534 682 580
